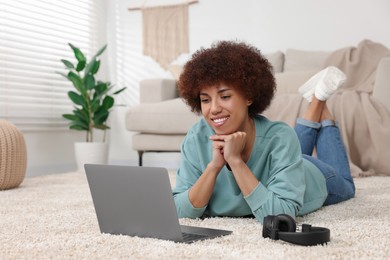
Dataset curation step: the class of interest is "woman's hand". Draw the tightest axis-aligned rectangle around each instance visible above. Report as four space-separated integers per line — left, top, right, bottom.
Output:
208 136 227 171
209 131 247 166
210 131 259 196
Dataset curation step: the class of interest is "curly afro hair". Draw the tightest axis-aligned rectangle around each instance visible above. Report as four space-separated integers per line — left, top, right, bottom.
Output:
178 41 276 117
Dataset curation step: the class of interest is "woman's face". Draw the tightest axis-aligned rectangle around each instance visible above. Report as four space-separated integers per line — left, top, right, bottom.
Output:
199 84 252 135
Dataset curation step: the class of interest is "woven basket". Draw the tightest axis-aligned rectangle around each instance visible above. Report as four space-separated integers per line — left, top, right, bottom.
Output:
0 120 27 190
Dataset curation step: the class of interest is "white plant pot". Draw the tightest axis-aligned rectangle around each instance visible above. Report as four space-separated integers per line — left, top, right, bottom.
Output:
74 142 109 172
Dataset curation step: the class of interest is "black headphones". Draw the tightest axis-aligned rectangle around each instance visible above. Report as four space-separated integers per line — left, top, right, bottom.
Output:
263 214 330 246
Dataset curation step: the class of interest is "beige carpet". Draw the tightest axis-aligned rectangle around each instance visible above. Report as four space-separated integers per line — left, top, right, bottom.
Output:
1 172 390 259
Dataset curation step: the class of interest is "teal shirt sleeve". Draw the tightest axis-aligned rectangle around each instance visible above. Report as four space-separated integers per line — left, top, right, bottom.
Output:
172 123 209 218
243 158 305 223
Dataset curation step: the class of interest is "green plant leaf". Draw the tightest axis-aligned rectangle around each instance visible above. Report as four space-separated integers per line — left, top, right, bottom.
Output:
95 82 108 93
94 124 109 130
98 80 111 86
84 44 105 75
95 114 109 126
93 45 107 58
69 43 86 64
74 109 90 124
93 82 108 100
62 114 78 121
90 59 101 75
84 74 96 90
90 99 100 113
69 43 86 72
113 87 127 95
102 96 114 110
70 119 89 130
68 91 85 106
61 59 74 69
67 71 84 94
76 60 86 72
85 58 100 76
93 107 109 125
70 124 88 131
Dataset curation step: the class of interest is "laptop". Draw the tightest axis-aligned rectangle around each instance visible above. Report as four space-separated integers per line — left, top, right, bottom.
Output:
84 164 232 243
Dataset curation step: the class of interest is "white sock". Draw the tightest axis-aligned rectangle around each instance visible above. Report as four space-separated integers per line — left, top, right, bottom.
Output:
314 66 346 101
298 69 327 102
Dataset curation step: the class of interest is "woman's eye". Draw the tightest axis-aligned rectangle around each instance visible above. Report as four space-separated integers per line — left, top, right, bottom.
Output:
221 95 230 100
200 98 209 103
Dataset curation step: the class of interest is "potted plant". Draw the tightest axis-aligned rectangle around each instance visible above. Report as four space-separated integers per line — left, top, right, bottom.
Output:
58 43 126 171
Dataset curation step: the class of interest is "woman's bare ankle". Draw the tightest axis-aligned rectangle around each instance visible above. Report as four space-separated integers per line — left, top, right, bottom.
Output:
320 104 335 122
303 98 325 123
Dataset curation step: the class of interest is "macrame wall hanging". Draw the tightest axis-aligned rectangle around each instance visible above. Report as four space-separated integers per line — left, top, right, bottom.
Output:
129 0 198 70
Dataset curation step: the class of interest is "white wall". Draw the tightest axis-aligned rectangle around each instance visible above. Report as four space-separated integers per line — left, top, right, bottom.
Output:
189 0 390 53
25 0 390 176
24 132 83 176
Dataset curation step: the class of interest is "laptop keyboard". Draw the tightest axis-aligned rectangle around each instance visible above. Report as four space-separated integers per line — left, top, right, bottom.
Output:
182 232 208 242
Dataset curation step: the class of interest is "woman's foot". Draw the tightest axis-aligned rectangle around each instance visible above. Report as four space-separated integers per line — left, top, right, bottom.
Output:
298 70 325 102
298 66 346 102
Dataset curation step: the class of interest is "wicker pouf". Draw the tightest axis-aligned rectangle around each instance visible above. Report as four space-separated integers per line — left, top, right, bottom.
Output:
0 120 27 190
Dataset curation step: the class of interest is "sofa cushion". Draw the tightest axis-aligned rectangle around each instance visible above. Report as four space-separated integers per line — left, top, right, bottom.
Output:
264 51 284 73
132 133 184 151
126 98 201 134
284 49 330 72
274 70 319 96
140 79 178 103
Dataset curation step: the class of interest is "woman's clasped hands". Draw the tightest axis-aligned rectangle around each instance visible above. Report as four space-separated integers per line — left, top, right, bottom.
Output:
209 131 247 170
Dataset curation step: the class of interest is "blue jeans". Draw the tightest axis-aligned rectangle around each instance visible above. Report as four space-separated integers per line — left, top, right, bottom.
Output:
294 118 355 205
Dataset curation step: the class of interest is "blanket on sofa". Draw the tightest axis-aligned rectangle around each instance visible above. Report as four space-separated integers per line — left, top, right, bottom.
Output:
265 40 390 177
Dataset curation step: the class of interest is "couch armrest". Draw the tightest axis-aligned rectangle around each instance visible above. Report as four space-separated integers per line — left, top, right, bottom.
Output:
139 79 178 103
372 57 390 114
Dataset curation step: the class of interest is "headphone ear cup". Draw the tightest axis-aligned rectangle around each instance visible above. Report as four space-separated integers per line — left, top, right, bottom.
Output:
275 214 296 232
262 215 279 238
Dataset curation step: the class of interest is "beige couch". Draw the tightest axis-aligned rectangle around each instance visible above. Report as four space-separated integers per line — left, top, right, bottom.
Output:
126 47 390 171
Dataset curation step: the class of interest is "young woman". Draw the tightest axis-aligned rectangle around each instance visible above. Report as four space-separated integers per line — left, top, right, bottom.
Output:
173 41 355 223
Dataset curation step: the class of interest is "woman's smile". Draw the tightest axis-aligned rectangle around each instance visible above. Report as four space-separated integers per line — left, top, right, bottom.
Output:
211 116 230 127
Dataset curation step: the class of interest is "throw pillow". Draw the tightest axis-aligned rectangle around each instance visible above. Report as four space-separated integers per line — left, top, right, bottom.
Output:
264 51 285 73
284 49 330 72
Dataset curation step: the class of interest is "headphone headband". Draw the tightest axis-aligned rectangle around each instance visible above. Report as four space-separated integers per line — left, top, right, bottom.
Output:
263 214 330 246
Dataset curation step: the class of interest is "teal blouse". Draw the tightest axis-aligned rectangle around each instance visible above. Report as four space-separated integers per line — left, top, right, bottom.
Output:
173 115 327 223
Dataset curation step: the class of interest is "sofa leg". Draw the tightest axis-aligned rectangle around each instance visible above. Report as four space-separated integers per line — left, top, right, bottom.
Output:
138 151 144 166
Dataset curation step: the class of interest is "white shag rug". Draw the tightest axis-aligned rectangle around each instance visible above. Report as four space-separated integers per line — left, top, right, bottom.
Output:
1 171 390 259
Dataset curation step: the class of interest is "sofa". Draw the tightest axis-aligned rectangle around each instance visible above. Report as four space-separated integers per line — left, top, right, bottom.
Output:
125 40 390 176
